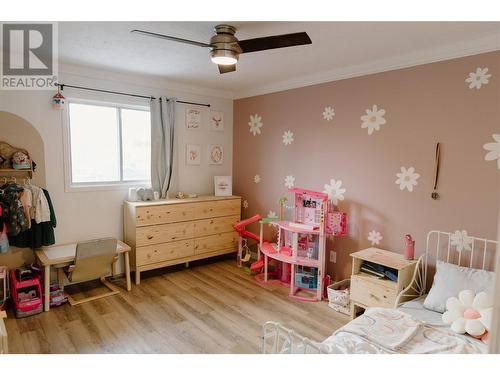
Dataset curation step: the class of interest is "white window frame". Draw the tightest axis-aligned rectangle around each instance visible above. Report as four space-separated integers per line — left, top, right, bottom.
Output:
63 98 151 192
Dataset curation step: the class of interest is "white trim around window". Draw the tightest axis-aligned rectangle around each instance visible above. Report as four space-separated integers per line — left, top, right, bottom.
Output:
62 97 151 192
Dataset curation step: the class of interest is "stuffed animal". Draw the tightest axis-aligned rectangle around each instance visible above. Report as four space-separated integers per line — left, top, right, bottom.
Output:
137 188 154 201
0 141 30 169
442 289 493 343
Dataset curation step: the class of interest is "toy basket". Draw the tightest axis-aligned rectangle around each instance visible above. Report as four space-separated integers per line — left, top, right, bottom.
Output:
327 279 351 315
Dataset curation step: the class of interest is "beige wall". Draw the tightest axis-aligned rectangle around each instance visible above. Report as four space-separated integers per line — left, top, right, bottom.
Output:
234 51 500 280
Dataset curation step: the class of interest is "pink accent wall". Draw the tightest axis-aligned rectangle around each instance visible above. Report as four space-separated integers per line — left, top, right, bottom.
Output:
233 51 500 281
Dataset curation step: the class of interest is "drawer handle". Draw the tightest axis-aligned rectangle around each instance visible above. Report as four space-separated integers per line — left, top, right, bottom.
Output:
147 235 154 240
369 293 380 301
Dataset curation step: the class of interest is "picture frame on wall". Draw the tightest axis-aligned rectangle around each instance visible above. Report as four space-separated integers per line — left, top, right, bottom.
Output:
214 176 232 196
208 144 223 165
186 108 202 130
209 110 224 131
186 144 201 165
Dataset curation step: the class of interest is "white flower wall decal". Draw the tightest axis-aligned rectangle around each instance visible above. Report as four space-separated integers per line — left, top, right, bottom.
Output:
323 178 346 205
242 200 249 209
267 210 278 219
465 67 491 89
248 114 263 136
254 174 261 184
282 130 294 146
284 175 295 189
361 105 386 135
450 230 473 252
483 134 500 170
395 167 420 192
323 106 335 121
368 230 383 246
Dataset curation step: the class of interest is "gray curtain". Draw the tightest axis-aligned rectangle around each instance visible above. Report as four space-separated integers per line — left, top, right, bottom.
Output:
150 97 176 198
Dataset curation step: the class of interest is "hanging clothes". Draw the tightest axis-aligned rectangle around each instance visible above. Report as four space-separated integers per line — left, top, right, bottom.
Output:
24 183 50 224
8 188 56 249
0 182 29 236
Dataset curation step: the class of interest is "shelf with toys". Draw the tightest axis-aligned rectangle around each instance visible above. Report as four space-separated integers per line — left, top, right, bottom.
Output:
233 187 347 302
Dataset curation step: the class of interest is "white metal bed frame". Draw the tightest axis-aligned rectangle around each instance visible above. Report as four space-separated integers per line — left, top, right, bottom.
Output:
262 230 499 354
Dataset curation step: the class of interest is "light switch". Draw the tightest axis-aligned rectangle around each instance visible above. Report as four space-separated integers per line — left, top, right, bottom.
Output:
330 251 337 263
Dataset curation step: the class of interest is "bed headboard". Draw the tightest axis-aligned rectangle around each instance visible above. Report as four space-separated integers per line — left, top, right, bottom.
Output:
396 230 499 306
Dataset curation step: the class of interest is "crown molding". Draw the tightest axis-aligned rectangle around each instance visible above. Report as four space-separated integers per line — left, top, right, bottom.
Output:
234 32 500 99
58 62 236 100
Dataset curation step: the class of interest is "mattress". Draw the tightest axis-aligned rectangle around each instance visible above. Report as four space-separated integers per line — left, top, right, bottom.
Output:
398 295 446 326
322 306 488 354
398 295 488 352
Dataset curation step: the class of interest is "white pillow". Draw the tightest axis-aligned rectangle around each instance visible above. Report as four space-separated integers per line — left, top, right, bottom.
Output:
423 261 495 313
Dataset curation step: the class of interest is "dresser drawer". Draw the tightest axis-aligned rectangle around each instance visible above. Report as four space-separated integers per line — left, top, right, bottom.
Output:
136 240 194 266
194 232 238 255
136 203 195 226
136 222 194 246
350 275 397 308
194 199 241 220
194 215 239 237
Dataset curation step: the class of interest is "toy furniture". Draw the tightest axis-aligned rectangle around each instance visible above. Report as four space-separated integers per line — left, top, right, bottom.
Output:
64 238 121 306
35 239 131 312
9 268 43 318
234 214 262 268
350 247 418 319
258 188 347 302
124 195 241 284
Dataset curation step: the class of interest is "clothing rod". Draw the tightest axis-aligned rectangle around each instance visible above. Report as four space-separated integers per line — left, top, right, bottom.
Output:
55 83 211 107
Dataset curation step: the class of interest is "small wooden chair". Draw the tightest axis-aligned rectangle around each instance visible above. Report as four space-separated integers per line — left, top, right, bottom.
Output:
65 238 120 306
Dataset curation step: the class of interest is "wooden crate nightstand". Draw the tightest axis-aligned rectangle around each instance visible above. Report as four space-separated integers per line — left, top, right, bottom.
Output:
349 247 417 319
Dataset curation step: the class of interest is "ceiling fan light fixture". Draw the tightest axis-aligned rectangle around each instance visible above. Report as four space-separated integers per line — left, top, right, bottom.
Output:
210 49 238 65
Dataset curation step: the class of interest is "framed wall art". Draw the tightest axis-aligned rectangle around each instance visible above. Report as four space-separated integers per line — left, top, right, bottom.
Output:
209 144 223 165
186 108 202 130
186 144 201 165
214 176 232 196
209 110 224 131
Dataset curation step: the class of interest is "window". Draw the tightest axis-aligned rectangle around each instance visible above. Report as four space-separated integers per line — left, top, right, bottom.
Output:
67 101 151 187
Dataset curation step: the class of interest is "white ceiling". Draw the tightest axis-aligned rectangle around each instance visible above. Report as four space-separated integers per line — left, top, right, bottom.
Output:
59 22 500 98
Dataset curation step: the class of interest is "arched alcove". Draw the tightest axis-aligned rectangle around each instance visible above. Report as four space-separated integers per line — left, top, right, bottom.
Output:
0 111 46 267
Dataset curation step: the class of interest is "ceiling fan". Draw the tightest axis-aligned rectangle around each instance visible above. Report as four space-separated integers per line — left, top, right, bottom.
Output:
131 24 312 74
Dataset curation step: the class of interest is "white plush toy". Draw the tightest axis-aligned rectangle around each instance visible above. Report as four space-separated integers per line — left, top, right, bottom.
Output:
442 290 493 342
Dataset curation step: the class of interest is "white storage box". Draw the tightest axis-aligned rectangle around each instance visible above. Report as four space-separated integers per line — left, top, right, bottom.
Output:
327 279 351 315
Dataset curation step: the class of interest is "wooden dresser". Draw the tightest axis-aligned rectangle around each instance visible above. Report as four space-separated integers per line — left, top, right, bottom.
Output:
349 247 417 319
124 195 241 284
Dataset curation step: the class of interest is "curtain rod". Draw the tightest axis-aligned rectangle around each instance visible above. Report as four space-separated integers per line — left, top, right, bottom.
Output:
55 83 211 107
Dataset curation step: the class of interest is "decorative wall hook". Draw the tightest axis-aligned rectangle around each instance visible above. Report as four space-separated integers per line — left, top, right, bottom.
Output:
431 142 441 200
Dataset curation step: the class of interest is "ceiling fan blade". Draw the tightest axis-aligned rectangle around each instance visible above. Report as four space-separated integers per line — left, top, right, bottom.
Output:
238 32 311 53
131 29 211 48
218 64 236 74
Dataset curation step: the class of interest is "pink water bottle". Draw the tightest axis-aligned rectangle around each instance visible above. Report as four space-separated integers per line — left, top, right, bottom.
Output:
404 234 415 260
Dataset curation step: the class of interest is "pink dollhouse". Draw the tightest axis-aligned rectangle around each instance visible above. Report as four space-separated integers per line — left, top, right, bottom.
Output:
256 188 347 302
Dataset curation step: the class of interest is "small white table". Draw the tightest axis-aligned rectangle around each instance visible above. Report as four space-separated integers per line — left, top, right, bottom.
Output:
35 240 131 312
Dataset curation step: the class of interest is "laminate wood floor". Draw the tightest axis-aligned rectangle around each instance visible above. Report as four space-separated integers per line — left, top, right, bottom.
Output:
5 256 349 353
